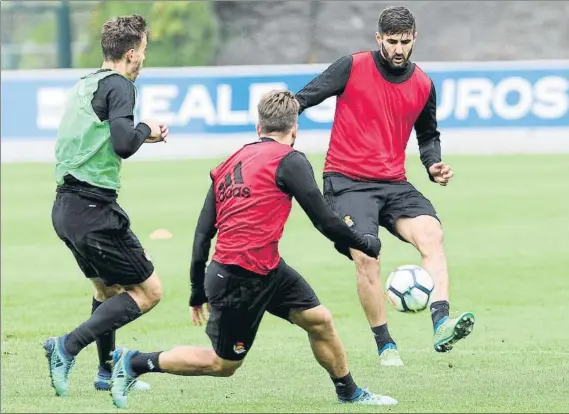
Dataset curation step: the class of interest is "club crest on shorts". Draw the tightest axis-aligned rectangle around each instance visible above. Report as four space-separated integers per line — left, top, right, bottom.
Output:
233 341 247 355
343 215 355 228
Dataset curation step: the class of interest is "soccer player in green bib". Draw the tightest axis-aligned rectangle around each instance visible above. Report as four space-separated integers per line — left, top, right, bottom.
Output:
43 14 168 397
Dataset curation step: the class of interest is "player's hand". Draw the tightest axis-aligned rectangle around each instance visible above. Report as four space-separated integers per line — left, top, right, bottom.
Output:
190 303 210 326
143 120 168 143
189 287 209 325
428 162 454 186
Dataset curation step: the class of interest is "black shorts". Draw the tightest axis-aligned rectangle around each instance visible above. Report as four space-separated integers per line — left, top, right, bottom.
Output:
204 259 320 361
51 191 154 287
323 173 439 245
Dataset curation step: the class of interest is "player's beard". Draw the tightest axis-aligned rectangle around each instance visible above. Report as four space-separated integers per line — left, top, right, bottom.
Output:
131 61 143 81
381 43 413 69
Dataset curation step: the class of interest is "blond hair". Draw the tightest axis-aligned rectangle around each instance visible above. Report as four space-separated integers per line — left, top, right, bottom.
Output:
257 90 300 135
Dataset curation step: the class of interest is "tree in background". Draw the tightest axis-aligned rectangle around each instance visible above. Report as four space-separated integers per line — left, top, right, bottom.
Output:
17 1 219 69
78 1 219 68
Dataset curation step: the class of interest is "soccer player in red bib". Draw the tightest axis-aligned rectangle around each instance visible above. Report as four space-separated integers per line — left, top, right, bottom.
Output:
108 90 397 409
295 6 475 367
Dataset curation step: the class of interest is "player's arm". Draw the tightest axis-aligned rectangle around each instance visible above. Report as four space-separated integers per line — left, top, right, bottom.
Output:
276 151 380 258
295 55 352 115
105 76 152 159
189 184 217 307
414 79 443 182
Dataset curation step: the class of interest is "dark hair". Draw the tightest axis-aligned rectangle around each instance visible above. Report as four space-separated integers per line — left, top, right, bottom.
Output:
377 6 416 35
101 14 149 61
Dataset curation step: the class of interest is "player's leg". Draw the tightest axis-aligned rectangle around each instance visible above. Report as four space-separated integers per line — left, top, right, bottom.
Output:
110 346 244 409
91 280 123 375
267 260 397 406
382 182 475 352
45 196 161 396
323 175 402 366
50 201 127 391
43 273 161 396
62 237 123 375
56 235 161 366
89 278 151 392
109 261 267 408
90 278 122 389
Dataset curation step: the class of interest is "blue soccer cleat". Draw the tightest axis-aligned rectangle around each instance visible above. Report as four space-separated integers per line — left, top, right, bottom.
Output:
94 365 151 392
43 336 76 397
338 387 398 405
378 343 404 366
433 312 476 352
110 348 140 409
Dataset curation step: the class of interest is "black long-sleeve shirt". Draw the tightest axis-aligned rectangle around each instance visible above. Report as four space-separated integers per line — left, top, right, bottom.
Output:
189 144 376 298
295 50 442 177
91 70 151 159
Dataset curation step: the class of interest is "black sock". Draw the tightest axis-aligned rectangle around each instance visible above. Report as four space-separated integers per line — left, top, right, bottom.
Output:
371 324 395 352
430 300 450 329
130 352 163 376
92 298 115 373
64 292 142 357
331 372 359 400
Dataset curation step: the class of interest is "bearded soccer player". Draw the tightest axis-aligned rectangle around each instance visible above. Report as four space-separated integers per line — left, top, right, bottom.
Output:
108 90 397 409
295 6 475 367
43 14 169 396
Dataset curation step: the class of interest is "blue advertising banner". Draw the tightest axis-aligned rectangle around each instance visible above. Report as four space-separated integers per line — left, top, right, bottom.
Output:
2 61 568 140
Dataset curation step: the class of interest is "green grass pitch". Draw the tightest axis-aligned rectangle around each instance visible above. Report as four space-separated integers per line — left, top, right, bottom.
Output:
1 154 568 413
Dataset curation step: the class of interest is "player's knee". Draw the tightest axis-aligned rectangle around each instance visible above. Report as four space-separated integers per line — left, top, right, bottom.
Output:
352 250 379 279
92 278 124 301
314 308 334 337
96 284 124 301
128 272 162 312
211 355 242 377
304 307 334 338
415 219 444 257
215 365 239 377
144 277 162 310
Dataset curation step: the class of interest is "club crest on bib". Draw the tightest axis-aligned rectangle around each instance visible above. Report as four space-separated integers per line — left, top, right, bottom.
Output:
233 341 247 355
343 215 355 228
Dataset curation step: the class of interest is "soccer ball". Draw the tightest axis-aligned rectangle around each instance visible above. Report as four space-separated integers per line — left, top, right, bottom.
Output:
385 265 434 313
